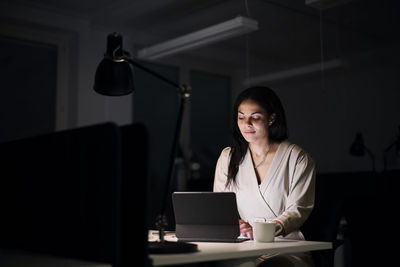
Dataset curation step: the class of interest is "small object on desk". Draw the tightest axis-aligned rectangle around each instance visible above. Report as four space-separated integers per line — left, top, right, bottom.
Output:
148 230 178 242
148 230 198 254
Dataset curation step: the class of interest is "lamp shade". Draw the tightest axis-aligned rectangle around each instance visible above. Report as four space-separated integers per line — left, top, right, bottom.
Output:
93 33 134 96
94 58 134 96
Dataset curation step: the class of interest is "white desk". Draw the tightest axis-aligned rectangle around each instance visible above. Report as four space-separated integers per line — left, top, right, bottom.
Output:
0 239 331 267
150 238 332 266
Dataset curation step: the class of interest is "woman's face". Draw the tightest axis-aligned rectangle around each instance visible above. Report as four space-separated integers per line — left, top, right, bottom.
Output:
237 99 271 144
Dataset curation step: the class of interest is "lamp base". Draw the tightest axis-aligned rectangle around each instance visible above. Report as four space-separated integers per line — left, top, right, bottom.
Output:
148 241 198 254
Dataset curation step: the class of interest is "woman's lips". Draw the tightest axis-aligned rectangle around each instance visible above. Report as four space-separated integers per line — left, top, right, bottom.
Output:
244 131 255 134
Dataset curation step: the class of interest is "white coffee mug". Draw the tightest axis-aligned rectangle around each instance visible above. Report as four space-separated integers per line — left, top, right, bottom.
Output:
253 221 276 242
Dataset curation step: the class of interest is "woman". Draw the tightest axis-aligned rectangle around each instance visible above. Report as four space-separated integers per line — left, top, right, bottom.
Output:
214 86 316 267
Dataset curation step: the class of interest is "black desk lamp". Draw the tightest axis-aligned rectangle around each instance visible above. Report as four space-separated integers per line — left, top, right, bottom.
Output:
349 132 376 172
93 33 197 254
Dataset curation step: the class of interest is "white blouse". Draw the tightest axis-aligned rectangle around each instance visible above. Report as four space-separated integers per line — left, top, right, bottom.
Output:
213 140 316 240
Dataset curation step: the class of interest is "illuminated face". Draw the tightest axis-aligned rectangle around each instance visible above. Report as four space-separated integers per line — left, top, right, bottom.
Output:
237 99 272 144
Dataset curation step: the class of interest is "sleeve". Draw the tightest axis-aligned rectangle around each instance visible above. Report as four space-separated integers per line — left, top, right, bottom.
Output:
276 149 316 236
213 147 231 192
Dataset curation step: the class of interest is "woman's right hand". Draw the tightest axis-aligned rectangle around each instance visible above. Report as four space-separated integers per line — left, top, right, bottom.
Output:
239 219 253 239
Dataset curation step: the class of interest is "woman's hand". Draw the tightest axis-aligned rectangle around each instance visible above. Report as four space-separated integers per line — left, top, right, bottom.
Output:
239 219 253 239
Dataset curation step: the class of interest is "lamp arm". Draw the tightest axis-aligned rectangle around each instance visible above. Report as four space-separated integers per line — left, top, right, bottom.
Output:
126 58 180 89
153 94 186 242
384 141 396 154
162 89 186 215
364 146 376 172
155 85 190 242
383 141 398 171
124 57 190 241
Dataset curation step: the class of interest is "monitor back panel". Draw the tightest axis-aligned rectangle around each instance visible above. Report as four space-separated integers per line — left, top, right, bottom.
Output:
0 122 149 266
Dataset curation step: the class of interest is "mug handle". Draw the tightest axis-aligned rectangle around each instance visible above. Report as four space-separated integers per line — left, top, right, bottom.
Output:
273 220 284 236
275 224 282 236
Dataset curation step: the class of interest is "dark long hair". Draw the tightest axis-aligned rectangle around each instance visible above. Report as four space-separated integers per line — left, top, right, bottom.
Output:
227 86 288 187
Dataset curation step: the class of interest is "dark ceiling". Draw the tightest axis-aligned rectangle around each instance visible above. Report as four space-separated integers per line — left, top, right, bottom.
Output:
1 0 399 73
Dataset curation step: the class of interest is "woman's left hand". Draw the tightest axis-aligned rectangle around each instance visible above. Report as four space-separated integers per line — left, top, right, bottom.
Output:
239 219 253 239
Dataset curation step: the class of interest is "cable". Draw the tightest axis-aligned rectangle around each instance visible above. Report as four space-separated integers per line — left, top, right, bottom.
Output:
319 5 326 92
244 0 251 81
245 0 251 17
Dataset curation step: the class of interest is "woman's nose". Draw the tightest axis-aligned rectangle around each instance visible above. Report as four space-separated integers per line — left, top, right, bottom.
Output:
245 118 252 126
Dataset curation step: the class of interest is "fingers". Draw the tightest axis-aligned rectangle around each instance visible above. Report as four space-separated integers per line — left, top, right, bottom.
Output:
239 220 253 239
239 221 251 231
246 230 253 239
240 228 253 239
240 225 252 234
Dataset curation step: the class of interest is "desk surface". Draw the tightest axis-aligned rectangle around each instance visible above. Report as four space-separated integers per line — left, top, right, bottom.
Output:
150 238 332 266
0 239 331 267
